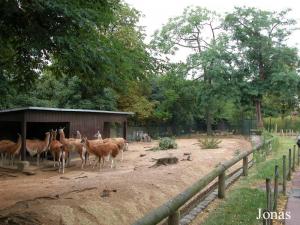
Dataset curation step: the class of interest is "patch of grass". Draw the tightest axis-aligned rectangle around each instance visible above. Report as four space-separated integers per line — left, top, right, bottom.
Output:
201 136 296 225
199 137 222 149
202 188 265 225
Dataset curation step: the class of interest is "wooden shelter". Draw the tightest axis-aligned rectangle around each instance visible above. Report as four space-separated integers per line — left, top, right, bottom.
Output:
0 107 133 160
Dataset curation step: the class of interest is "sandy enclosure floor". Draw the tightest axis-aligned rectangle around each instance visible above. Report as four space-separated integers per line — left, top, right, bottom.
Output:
0 136 251 225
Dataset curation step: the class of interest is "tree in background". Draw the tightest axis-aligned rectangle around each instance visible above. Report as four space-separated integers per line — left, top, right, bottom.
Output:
0 0 153 116
151 7 237 134
0 0 116 86
148 63 200 133
224 7 299 128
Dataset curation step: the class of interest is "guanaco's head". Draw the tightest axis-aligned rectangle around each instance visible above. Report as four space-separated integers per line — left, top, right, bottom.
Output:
58 128 64 134
94 131 102 139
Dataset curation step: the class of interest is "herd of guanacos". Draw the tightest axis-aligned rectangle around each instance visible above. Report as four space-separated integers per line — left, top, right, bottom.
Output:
0 128 128 174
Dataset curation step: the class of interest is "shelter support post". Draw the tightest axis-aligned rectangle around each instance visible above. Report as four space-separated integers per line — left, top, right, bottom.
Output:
21 120 27 161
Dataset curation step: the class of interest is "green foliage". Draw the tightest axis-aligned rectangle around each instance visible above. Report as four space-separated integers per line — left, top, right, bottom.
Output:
0 0 116 86
199 137 222 149
0 0 153 116
151 6 239 134
253 135 279 163
149 65 200 129
158 137 178 150
224 7 299 127
261 130 273 141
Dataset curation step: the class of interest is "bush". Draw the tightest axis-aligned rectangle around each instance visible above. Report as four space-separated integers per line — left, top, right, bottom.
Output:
199 137 222 149
159 137 178 150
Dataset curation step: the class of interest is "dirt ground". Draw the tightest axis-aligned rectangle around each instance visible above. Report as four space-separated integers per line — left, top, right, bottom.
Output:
0 136 251 225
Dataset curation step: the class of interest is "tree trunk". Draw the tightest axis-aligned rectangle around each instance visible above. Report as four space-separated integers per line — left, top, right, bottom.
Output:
255 99 264 128
256 55 265 129
205 74 213 135
206 108 213 135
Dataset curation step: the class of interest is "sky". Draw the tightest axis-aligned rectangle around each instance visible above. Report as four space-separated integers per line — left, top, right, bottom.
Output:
125 0 300 48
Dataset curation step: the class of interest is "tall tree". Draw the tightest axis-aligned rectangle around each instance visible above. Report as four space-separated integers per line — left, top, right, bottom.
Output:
151 6 235 134
224 7 299 128
0 0 153 114
0 0 117 86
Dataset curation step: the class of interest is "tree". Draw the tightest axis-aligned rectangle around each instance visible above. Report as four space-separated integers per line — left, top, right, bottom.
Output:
149 63 200 132
0 0 117 86
224 7 299 128
0 0 153 116
151 6 236 134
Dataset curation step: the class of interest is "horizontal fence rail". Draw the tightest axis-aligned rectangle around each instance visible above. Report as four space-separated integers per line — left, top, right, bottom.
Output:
133 137 276 225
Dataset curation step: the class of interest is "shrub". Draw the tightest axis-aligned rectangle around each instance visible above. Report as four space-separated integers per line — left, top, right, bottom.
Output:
159 137 178 150
199 137 222 149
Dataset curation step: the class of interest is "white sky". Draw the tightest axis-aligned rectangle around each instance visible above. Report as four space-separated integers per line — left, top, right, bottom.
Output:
125 0 300 49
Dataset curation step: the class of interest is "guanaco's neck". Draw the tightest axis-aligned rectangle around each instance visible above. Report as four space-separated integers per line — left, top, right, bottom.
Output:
86 139 91 149
45 133 50 145
59 130 65 141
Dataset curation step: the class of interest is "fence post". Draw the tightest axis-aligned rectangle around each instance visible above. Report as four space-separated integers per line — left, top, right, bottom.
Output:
288 149 292 181
298 146 300 167
243 156 248 176
283 155 287 195
273 165 279 211
218 171 225 199
292 145 296 172
168 210 180 225
266 178 272 211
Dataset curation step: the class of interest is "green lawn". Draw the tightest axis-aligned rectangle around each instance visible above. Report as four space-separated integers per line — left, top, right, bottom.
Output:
202 136 296 225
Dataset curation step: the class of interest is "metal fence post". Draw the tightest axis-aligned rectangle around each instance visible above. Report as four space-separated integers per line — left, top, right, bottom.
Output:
297 147 300 166
288 149 292 180
273 165 279 211
218 171 226 199
168 210 180 225
283 155 287 195
243 156 248 176
292 145 296 172
266 178 272 212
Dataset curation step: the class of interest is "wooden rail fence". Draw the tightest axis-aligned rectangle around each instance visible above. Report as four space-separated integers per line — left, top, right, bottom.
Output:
133 137 277 225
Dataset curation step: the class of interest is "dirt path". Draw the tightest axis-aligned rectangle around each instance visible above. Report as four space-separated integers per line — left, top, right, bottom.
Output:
0 137 251 225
